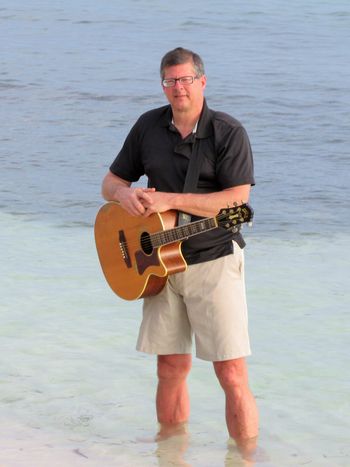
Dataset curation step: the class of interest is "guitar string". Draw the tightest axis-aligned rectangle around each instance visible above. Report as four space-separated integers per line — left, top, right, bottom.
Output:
119 212 248 250
120 221 215 250
117 210 249 250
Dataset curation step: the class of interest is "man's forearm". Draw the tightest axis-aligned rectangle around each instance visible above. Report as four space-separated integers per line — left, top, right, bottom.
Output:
101 172 131 201
141 185 251 218
170 186 250 217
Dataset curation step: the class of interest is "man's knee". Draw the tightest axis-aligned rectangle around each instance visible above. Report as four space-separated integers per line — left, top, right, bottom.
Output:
213 358 248 391
157 354 192 382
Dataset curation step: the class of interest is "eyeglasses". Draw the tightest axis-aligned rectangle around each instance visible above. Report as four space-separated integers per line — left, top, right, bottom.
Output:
162 75 199 88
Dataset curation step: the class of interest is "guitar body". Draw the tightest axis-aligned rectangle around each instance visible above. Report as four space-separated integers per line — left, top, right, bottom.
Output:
95 201 253 301
94 202 187 300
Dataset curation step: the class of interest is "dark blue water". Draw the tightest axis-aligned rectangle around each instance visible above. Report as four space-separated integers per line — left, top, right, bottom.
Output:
1 0 349 238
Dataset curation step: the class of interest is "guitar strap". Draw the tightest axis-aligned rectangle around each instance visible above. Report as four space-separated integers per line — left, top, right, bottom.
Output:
177 135 203 226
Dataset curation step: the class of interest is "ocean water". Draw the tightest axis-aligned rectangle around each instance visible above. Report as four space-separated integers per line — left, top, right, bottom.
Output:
1 1 349 466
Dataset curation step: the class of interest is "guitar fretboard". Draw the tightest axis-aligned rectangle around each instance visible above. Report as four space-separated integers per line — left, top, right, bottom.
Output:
151 217 218 248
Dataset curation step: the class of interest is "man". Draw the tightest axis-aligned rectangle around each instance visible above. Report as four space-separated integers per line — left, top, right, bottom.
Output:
102 47 258 447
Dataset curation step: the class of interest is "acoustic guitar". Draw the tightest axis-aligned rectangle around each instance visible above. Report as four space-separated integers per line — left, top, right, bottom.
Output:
94 202 253 300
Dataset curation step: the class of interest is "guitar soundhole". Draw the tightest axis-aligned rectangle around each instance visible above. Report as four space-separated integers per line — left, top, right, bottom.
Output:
140 232 153 255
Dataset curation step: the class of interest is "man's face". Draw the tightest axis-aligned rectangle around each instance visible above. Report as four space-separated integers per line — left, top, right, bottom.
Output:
162 62 206 113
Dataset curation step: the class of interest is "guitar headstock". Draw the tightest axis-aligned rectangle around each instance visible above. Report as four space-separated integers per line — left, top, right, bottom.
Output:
216 203 254 232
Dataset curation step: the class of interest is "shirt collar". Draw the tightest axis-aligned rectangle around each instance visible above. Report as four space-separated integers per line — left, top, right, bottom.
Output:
171 118 198 134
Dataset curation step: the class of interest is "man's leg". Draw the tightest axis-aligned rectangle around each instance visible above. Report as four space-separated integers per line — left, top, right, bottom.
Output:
156 354 192 438
213 357 258 441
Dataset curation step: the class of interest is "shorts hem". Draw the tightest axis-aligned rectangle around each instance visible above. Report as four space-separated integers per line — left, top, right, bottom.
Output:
196 350 252 362
137 346 251 361
136 345 192 356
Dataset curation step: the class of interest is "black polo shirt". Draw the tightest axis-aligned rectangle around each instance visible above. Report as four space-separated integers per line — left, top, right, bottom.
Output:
110 99 255 265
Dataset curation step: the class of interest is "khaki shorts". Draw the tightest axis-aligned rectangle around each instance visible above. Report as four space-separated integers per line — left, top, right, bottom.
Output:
136 242 251 361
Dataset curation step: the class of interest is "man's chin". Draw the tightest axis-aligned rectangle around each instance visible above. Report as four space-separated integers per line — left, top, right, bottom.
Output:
173 100 190 112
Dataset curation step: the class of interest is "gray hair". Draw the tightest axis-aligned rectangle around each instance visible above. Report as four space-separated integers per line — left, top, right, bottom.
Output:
160 47 205 79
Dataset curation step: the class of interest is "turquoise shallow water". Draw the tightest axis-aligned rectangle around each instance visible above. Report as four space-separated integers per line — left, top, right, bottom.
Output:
1 0 350 465
1 212 349 466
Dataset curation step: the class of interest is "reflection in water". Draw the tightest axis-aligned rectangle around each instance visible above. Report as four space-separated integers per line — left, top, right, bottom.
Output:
154 424 268 467
156 432 191 467
225 438 256 467
155 423 191 466
225 437 270 467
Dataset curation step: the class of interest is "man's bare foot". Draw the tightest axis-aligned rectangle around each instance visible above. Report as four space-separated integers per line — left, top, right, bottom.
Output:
228 436 269 463
156 422 188 441
135 422 188 444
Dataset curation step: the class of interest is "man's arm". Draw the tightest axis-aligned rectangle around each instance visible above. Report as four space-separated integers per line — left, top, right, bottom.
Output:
138 184 251 218
102 171 251 218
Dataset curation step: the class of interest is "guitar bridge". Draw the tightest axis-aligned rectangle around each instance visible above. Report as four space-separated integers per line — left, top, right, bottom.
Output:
119 230 131 268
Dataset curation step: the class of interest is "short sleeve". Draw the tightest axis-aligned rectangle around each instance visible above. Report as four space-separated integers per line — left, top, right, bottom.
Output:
215 123 255 189
109 119 145 182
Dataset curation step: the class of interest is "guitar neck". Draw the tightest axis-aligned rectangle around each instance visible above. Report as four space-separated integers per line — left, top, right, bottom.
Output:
151 216 218 248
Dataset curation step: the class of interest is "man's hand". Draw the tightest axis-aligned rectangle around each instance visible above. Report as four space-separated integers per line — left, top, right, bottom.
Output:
101 171 158 216
118 186 156 216
138 191 175 217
